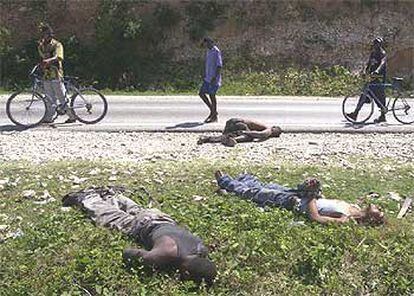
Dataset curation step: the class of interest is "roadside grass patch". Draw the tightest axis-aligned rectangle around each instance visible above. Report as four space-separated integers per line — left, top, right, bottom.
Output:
0 160 413 295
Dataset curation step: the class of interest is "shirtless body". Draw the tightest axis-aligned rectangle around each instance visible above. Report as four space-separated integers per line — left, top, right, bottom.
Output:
198 118 282 147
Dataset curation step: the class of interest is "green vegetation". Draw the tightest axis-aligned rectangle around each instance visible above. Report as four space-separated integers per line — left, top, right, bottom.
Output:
1 160 413 295
0 0 369 96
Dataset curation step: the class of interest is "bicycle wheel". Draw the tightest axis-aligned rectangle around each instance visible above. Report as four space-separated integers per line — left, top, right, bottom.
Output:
70 87 108 124
342 92 374 124
6 90 47 127
392 94 414 124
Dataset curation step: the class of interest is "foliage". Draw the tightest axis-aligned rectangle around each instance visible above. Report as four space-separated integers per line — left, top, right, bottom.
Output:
0 0 412 94
185 1 227 41
0 160 413 295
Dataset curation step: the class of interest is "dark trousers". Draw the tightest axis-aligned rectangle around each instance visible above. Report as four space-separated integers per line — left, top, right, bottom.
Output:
356 80 386 112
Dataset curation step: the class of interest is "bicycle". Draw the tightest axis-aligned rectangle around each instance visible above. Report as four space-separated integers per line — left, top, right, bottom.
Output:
342 75 414 124
6 64 108 127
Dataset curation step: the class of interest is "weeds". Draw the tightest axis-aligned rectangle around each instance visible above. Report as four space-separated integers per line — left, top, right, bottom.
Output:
0 160 413 294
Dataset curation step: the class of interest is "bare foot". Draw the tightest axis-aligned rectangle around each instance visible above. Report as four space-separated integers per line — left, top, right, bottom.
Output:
197 136 207 145
205 113 218 123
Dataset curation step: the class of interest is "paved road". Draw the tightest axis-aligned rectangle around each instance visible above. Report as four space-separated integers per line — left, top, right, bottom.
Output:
1 95 413 133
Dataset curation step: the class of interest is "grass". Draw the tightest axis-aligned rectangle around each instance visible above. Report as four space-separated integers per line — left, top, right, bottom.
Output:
0 160 413 295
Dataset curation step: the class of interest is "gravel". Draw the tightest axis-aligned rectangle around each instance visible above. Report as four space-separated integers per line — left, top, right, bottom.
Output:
0 131 413 167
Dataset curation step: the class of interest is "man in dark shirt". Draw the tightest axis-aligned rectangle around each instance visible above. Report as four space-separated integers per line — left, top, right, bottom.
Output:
347 37 387 123
197 118 282 147
62 186 216 285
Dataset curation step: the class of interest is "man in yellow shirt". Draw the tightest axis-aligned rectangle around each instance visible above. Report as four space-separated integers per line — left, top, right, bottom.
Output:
38 23 76 123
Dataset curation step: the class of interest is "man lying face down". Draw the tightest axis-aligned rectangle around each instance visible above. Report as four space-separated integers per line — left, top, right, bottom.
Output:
198 118 282 147
215 171 385 225
63 186 216 285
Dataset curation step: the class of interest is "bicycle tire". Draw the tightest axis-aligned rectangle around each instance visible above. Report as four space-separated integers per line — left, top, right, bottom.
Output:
342 92 374 124
392 94 414 124
6 90 47 127
70 87 108 124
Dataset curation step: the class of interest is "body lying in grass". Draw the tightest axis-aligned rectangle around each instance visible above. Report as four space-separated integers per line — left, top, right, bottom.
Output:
215 171 385 225
63 186 216 285
197 118 282 147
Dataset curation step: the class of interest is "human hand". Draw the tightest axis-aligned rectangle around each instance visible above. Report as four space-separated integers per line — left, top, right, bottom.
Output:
210 77 217 85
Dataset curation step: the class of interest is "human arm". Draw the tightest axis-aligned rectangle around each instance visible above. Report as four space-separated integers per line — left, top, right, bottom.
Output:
210 66 222 85
123 247 177 266
240 128 272 140
43 42 64 65
307 199 349 224
373 52 386 74
210 49 222 85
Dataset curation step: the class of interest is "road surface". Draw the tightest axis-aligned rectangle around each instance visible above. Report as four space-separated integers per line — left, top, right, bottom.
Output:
1 95 413 133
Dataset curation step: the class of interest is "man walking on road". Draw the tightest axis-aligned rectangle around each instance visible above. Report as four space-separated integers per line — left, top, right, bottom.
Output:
346 37 387 123
199 37 223 123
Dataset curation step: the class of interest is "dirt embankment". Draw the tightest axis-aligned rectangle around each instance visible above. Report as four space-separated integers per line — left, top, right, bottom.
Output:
1 0 413 79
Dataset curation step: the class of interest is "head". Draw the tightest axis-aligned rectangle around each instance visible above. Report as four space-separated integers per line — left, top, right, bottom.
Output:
361 204 386 226
372 37 384 51
39 23 54 42
297 177 322 199
201 36 215 49
270 126 282 138
180 255 217 286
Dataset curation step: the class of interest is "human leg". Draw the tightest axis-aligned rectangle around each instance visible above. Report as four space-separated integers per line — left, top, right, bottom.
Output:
42 80 57 122
372 83 387 123
76 190 140 235
216 172 298 209
206 94 218 122
199 81 213 121
63 187 175 239
51 80 76 122
197 135 226 145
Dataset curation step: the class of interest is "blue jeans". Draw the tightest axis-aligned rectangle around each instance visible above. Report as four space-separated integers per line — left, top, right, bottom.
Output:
218 174 300 210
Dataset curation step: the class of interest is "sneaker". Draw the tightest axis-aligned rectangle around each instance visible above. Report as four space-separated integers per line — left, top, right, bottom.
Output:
42 118 55 124
62 193 80 207
374 115 386 123
346 112 358 121
64 118 76 124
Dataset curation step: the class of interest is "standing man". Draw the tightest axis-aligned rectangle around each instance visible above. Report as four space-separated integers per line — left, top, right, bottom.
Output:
38 23 76 123
199 37 223 123
347 37 387 123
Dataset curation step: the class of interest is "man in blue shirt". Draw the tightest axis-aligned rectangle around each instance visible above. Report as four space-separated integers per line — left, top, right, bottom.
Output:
199 37 223 123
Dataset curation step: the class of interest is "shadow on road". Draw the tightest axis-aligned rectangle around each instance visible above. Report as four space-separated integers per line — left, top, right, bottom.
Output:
165 121 205 130
0 124 30 132
343 121 403 129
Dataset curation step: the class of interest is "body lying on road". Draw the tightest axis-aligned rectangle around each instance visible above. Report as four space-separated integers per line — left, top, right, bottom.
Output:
215 171 385 225
198 118 282 147
62 186 216 285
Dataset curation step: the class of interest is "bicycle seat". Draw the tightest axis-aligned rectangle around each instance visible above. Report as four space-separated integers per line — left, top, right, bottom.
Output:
392 77 404 82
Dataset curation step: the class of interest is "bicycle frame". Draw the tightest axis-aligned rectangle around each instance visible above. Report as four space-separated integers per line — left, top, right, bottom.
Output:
361 79 401 111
